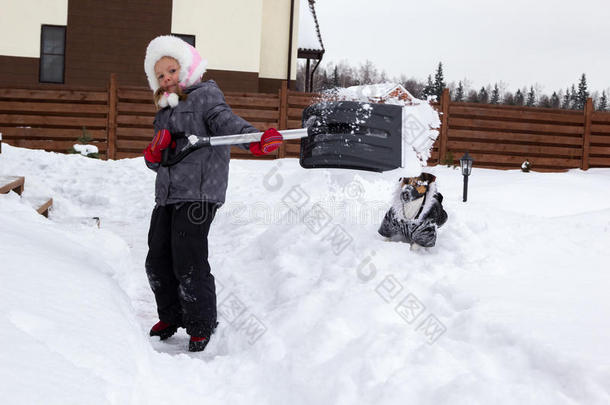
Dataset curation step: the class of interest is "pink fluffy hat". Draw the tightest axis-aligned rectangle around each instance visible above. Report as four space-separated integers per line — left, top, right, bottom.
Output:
144 35 207 108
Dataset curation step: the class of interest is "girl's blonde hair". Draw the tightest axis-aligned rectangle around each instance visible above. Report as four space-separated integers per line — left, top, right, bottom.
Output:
153 86 188 108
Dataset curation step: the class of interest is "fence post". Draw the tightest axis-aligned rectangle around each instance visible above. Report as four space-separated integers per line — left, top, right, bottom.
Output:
438 88 450 165
581 97 593 170
278 80 289 159
107 73 118 160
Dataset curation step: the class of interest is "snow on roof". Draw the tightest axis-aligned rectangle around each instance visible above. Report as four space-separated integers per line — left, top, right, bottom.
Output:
298 0 324 51
331 83 417 105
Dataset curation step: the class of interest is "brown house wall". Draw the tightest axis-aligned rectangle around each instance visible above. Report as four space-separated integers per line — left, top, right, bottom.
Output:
0 56 39 87
204 70 260 93
259 78 296 94
0 1 287 93
65 0 172 88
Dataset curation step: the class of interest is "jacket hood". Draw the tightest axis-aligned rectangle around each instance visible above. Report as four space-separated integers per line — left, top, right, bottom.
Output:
144 35 207 93
391 173 438 221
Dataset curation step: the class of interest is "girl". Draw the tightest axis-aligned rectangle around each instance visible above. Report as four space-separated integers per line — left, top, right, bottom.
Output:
142 35 282 352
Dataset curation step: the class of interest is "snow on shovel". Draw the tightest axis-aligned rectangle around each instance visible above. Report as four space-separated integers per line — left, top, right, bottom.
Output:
162 100 438 172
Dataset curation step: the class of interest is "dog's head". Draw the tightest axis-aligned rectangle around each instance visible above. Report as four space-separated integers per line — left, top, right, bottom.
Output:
397 173 436 203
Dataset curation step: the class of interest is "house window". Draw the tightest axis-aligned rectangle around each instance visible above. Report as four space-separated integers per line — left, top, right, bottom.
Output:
172 34 195 47
40 25 66 83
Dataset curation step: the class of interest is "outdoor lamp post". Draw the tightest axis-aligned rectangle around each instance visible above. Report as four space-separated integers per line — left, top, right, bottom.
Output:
460 152 474 202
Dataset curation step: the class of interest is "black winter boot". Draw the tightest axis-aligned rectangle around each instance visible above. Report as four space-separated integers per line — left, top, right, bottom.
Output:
188 322 218 352
149 320 178 340
188 336 210 352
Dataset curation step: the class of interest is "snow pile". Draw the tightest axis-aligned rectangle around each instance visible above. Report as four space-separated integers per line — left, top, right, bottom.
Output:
72 144 99 156
320 83 441 170
1 143 610 404
400 99 441 168
0 195 147 403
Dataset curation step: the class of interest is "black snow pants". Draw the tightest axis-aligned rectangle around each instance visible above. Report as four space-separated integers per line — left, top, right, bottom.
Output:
145 201 218 337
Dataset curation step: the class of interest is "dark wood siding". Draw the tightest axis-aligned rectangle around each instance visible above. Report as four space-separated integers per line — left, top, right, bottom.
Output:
0 56 39 87
259 77 296 94
65 0 172 87
204 70 260 93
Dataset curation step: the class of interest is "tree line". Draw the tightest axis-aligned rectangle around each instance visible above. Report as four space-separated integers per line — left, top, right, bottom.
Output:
296 60 608 111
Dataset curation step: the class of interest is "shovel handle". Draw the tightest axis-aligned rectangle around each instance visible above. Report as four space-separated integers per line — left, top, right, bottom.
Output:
160 128 309 167
208 128 308 146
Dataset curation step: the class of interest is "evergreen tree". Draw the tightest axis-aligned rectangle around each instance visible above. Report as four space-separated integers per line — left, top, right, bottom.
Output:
319 70 331 90
478 87 489 103
490 83 500 104
504 91 515 105
466 90 479 103
332 65 340 87
514 89 524 106
422 75 434 98
550 92 561 109
454 81 464 102
570 84 578 109
599 91 608 111
526 86 536 107
561 87 571 109
576 73 589 110
538 95 551 108
433 62 446 100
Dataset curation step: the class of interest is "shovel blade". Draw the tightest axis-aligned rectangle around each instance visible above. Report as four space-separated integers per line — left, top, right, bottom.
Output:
300 101 403 172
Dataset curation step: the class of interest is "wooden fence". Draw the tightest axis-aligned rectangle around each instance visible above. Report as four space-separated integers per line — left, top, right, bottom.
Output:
0 86 110 155
435 89 610 171
1 79 610 171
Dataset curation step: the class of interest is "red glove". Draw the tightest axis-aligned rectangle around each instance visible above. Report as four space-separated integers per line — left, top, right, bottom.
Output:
144 129 173 163
250 128 283 156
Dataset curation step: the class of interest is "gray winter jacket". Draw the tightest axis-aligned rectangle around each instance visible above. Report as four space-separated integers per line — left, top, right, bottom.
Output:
145 80 258 206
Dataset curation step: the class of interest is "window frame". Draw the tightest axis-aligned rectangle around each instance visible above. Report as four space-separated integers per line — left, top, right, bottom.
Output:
172 34 196 47
39 24 66 84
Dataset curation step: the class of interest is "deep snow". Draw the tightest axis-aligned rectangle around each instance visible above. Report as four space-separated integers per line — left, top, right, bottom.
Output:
1 143 609 404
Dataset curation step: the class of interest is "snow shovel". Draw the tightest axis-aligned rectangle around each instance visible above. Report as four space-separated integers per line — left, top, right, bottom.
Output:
161 101 403 172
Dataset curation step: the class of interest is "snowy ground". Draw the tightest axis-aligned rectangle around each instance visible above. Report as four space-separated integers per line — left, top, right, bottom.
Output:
1 143 609 404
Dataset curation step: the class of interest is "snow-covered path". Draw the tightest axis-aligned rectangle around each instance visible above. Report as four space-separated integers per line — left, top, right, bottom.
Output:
1 144 609 404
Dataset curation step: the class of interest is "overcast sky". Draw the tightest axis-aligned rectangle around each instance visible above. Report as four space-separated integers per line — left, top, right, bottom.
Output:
313 0 610 94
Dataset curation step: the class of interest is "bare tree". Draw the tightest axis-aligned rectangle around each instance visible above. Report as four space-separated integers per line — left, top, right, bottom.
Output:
599 90 608 111
526 86 536 107
490 84 500 104
358 60 379 85
402 78 426 99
